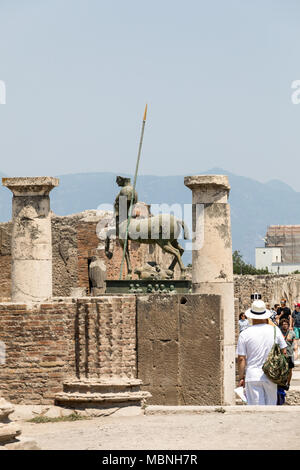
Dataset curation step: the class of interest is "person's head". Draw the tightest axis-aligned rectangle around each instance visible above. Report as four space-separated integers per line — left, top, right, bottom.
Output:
239 313 246 320
116 176 131 187
280 298 287 307
280 318 289 331
296 303 300 312
274 304 279 310
265 302 271 310
245 300 271 323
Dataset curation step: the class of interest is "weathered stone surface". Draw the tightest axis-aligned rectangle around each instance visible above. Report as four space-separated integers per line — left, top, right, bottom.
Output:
0 296 148 406
184 174 235 405
0 396 39 450
137 293 224 406
2 176 59 302
4 438 40 450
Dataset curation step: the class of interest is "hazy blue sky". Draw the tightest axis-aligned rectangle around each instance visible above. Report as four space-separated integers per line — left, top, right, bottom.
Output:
1 0 300 188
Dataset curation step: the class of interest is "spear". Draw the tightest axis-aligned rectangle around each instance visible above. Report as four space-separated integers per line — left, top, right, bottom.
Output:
119 104 148 280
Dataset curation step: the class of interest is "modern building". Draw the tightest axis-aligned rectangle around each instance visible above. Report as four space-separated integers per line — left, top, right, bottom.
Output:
256 225 300 274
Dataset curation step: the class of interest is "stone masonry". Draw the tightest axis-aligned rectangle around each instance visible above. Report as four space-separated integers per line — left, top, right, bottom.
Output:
2 177 59 303
184 175 236 405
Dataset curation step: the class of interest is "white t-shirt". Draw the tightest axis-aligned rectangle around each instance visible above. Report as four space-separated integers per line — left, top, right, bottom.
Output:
237 324 287 382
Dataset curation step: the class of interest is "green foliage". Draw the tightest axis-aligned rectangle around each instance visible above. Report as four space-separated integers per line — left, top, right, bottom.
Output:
28 413 91 424
233 250 269 275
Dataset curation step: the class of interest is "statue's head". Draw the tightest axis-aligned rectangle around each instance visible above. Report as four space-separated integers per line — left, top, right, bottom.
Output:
116 176 131 187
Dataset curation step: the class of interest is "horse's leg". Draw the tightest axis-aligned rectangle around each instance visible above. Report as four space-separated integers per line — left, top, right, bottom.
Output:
119 239 132 279
172 240 186 278
173 239 184 256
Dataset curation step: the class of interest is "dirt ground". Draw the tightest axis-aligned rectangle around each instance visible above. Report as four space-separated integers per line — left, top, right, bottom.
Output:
20 410 300 450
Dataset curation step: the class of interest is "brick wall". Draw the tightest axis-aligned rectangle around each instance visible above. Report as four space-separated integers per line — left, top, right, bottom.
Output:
0 296 137 404
75 296 137 380
76 220 179 288
0 301 76 404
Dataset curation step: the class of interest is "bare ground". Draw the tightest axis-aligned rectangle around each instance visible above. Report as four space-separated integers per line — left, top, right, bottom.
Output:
20 409 300 450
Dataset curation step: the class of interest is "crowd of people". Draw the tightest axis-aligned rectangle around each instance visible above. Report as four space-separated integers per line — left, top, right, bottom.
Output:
237 297 300 405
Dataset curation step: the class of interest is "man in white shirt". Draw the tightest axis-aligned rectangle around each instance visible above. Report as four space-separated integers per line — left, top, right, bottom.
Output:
237 299 287 405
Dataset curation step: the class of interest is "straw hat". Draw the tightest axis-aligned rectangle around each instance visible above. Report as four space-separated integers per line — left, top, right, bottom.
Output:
245 300 272 320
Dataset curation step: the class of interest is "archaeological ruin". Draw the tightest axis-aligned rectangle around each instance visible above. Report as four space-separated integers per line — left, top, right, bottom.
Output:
0 172 300 449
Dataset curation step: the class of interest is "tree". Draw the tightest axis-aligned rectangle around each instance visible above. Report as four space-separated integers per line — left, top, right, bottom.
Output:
233 250 269 275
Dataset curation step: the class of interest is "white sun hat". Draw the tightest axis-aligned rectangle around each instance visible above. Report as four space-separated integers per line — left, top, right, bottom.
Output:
245 300 272 320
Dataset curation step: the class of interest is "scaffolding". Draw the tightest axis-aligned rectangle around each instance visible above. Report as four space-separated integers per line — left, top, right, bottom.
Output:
266 225 300 264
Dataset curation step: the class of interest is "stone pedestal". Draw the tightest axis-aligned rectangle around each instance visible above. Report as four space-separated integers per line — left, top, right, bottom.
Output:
0 397 39 450
2 177 59 303
55 296 151 411
55 378 150 411
184 175 235 405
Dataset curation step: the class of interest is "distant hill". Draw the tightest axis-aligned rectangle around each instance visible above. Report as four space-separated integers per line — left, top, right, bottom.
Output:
1 168 300 265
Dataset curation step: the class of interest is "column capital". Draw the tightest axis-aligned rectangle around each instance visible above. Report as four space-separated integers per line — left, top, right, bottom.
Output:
2 177 59 196
184 174 230 191
184 175 230 203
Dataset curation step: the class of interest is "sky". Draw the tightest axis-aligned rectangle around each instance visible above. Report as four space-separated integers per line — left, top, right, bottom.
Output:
1 0 300 189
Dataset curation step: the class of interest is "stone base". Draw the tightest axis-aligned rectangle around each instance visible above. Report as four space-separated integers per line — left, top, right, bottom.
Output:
1 438 40 451
0 397 39 450
55 378 151 409
0 423 22 444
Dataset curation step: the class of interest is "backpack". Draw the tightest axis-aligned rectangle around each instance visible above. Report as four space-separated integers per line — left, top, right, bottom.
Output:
262 326 289 386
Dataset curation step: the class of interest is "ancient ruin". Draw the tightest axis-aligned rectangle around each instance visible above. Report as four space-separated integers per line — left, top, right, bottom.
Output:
2 177 59 303
0 397 39 450
184 175 236 404
1 170 299 449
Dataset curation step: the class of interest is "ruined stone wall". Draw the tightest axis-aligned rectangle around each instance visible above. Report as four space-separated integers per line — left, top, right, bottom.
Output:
0 211 181 299
52 215 80 297
0 296 137 404
0 223 12 301
234 274 300 313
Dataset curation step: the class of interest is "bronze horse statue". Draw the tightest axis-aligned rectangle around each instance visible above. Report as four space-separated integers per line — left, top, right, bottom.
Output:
105 213 189 279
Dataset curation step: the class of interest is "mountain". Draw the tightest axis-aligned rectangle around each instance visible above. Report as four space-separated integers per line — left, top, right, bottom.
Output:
0 169 300 265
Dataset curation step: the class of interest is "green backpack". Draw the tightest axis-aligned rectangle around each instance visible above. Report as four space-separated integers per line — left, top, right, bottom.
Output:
262 326 289 386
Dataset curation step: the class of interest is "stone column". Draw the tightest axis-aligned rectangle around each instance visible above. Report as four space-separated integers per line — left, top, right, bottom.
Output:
2 177 59 303
184 175 235 405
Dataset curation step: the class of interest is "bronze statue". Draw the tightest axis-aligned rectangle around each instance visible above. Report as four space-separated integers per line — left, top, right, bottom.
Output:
114 176 138 236
134 262 174 280
106 177 189 279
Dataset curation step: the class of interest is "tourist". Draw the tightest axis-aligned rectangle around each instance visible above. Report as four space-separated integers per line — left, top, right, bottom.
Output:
273 304 280 325
277 299 293 330
266 303 277 326
279 318 296 390
237 300 287 405
268 303 279 325
292 303 300 361
238 312 249 333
